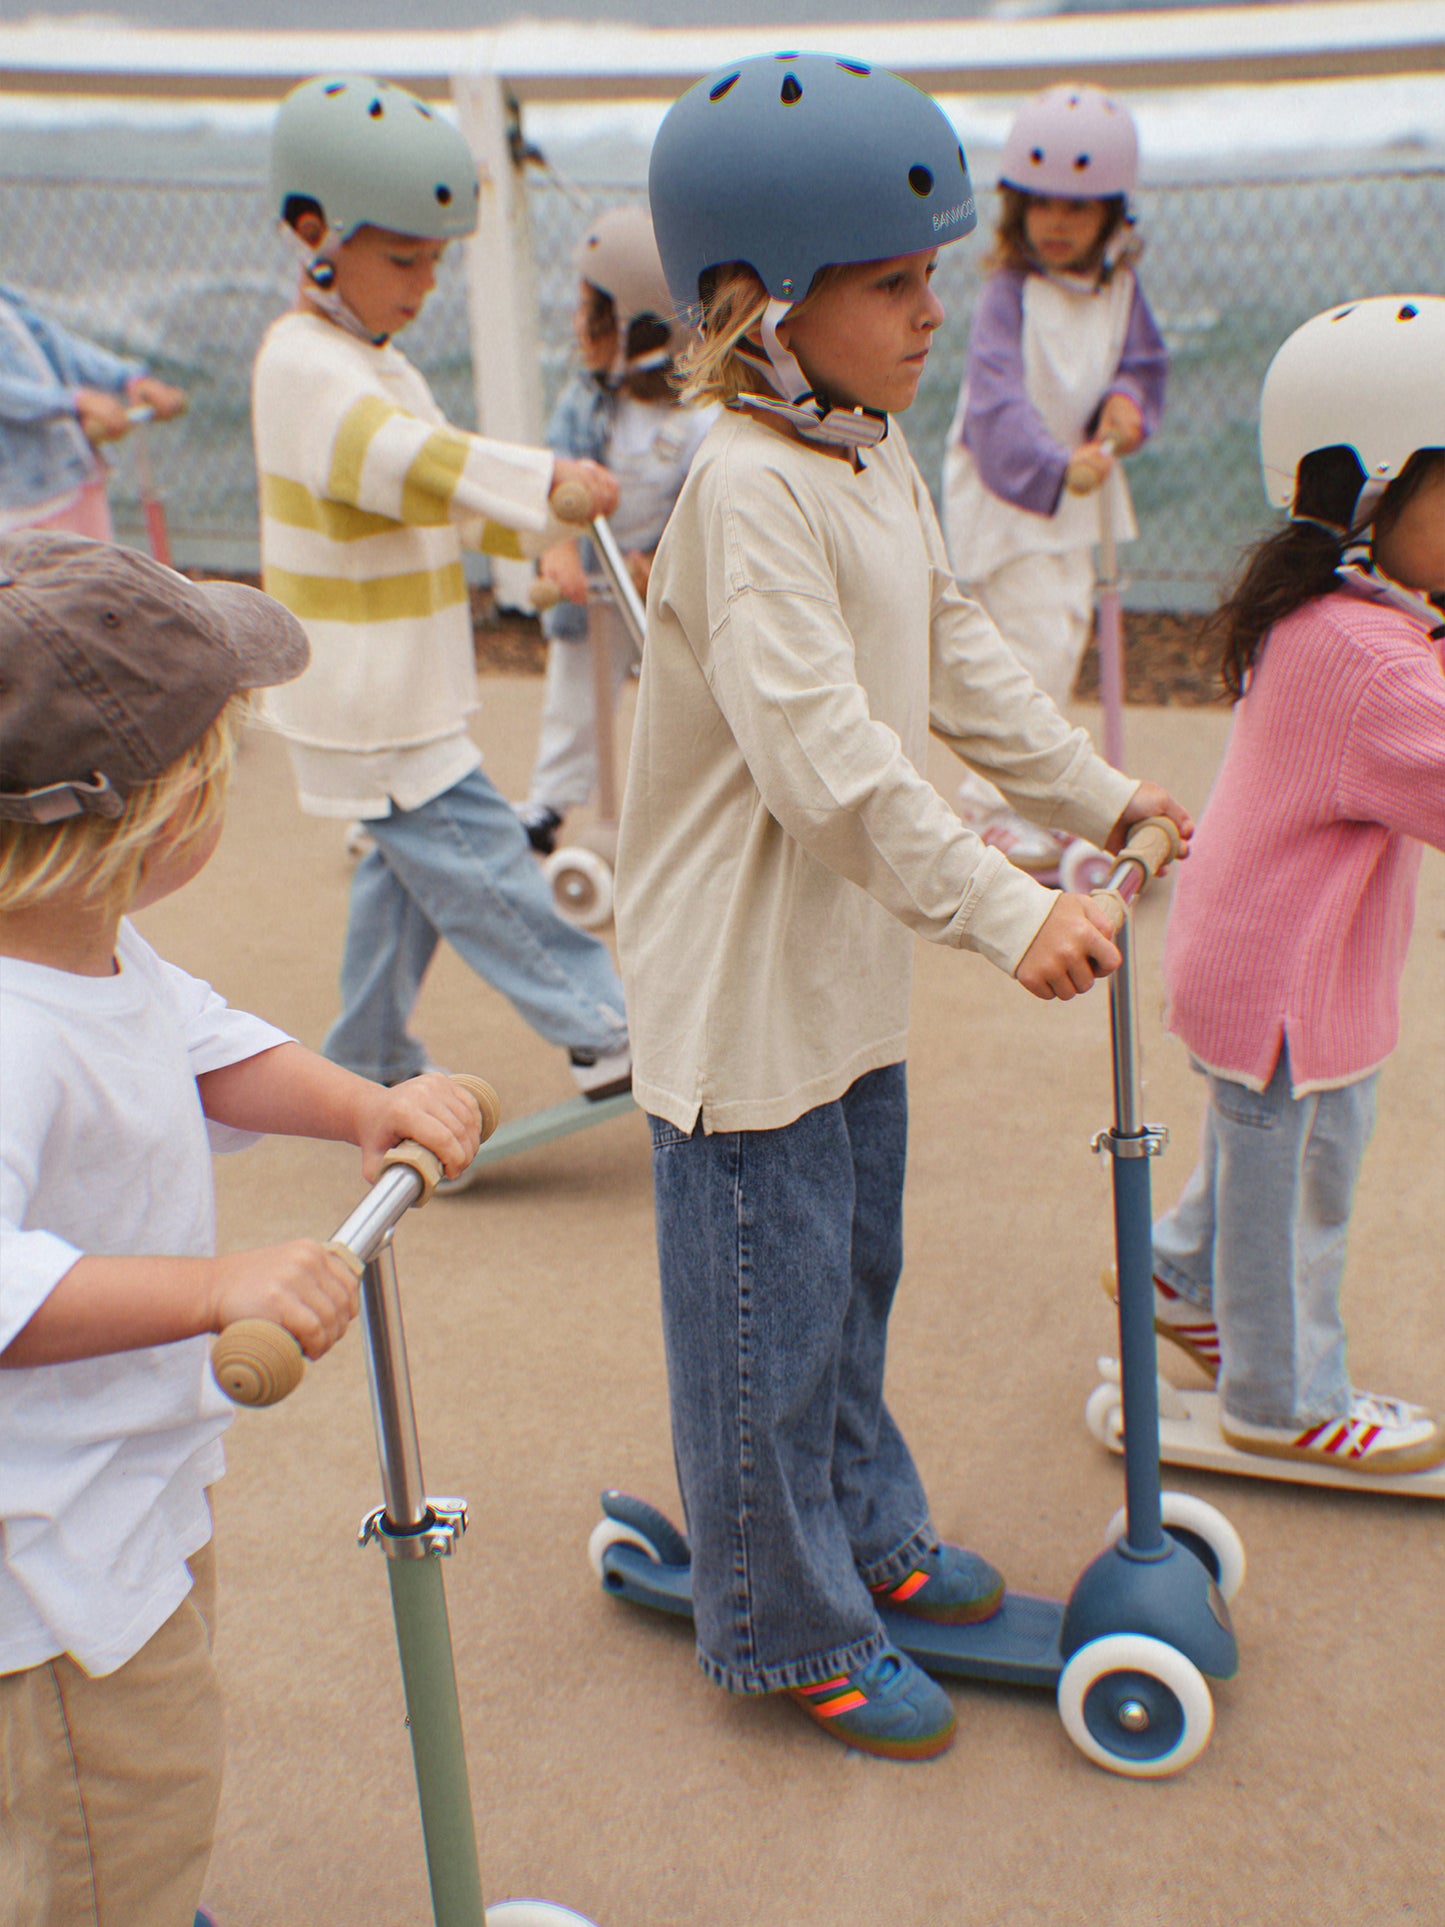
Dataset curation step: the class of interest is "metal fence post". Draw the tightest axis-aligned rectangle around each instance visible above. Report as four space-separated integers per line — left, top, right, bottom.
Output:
452 68 549 613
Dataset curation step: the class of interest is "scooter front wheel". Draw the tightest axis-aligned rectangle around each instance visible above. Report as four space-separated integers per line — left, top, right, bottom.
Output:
486 1903 599 1926
1084 1380 1125 1450
1102 1493 1246 1604
544 846 614 928
1057 1632 1214 1778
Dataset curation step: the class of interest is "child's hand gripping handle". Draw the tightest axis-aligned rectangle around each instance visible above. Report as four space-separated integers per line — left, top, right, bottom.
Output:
548 477 597 525
1089 816 1183 939
208 1075 501 1407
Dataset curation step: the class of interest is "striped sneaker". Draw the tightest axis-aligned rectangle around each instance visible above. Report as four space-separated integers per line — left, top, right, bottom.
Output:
788 1646 956 1760
868 1543 1005 1626
1220 1390 1445 1475
1102 1266 1221 1379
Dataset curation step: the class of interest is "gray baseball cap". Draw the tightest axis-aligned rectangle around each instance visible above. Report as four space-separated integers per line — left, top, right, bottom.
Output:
0 531 309 825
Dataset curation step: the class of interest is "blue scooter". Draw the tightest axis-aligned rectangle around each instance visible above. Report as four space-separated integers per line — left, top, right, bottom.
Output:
587 820 1245 1778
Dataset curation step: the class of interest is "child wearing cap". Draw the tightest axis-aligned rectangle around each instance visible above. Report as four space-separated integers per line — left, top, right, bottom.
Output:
0 531 482 1924
253 75 630 1095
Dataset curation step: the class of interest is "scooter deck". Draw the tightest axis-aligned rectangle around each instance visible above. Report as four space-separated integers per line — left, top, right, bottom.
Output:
596 1542 1065 1690
1093 1361 1445 1499
438 1090 636 1190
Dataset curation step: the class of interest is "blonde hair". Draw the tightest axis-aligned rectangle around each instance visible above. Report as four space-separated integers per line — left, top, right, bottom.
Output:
0 696 246 915
675 261 852 409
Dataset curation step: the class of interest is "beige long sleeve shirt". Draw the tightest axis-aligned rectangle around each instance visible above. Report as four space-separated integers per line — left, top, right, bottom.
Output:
614 409 1138 1134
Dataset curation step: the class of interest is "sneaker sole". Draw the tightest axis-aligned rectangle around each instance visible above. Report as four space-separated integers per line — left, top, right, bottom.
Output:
790 1698 957 1760
1219 1420 1445 1476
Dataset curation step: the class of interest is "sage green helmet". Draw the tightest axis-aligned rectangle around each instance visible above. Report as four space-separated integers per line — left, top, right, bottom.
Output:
270 74 480 242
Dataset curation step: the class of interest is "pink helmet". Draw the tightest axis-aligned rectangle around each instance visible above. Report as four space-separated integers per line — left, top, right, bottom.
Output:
999 85 1138 201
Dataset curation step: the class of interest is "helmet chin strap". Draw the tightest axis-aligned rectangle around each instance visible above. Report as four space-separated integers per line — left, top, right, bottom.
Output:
729 296 889 451
281 223 388 346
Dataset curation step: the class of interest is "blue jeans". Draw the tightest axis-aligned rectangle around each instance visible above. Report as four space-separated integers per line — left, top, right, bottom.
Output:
649 1064 938 1694
321 768 628 1084
1152 1046 1378 1427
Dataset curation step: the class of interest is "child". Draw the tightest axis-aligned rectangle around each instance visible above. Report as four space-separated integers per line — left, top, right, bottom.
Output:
615 52 1192 1761
0 530 482 1925
1150 294 1445 1475
941 84 1168 872
518 204 712 856
0 283 187 539
254 75 629 1094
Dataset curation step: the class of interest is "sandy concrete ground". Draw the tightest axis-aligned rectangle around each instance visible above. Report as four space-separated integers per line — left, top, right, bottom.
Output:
130 682 1445 1927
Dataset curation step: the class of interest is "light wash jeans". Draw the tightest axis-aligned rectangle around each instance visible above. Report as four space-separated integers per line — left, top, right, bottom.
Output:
649 1064 940 1694
1152 1046 1378 1428
321 768 628 1084
527 604 638 816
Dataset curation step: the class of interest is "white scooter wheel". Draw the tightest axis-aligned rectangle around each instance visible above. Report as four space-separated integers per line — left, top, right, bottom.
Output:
1085 1381 1125 1451
543 846 614 928
1058 839 1117 894
1103 1494 1246 1604
487 1904 599 1926
587 1515 666 1580
1057 1632 1214 1778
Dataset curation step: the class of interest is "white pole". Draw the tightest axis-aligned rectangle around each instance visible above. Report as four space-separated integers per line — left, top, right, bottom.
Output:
452 67 548 614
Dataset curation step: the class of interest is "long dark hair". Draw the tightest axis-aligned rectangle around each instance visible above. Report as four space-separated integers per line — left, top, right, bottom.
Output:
1206 446 1442 699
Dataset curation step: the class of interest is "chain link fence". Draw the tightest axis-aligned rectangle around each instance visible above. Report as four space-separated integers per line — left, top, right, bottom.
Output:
3 163 1440 605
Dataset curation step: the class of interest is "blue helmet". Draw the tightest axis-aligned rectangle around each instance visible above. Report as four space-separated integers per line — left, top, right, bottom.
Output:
648 52 977 311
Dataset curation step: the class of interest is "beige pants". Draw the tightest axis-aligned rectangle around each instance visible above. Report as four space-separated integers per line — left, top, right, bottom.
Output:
0 1540 224 1927
954 547 1098 821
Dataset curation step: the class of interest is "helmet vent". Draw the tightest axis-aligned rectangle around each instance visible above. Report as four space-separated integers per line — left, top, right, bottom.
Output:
323 83 345 97
709 73 739 102
1330 305 1357 321
1074 153 1091 171
435 185 452 205
836 60 870 76
414 102 433 119
780 73 802 105
369 98 384 119
1398 302 1419 321
1029 147 1045 165
908 166 934 198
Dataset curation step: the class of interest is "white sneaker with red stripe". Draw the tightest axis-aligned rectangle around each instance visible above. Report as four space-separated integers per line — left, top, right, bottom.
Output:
1220 1390 1445 1475
1101 1267 1221 1379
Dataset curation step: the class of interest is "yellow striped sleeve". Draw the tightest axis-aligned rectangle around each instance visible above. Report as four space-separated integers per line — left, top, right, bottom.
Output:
401 429 471 526
260 473 402 542
328 395 401 508
261 560 469 625
474 520 527 562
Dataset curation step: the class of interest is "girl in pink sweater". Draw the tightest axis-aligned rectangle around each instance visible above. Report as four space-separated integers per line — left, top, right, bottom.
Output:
1151 295 1445 1476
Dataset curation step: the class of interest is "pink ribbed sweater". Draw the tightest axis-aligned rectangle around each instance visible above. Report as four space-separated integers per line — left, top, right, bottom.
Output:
1163 589 1445 1094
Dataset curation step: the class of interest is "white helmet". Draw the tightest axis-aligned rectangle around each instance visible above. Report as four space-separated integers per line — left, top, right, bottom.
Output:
999 85 1138 202
573 205 683 363
1259 295 1445 518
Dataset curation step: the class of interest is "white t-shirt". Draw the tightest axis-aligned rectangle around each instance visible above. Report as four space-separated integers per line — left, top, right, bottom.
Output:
604 396 716 555
0 922 288 1676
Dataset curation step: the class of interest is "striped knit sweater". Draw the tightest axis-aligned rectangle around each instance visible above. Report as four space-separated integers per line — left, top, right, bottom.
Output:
252 311 558 753
1163 587 1445 1094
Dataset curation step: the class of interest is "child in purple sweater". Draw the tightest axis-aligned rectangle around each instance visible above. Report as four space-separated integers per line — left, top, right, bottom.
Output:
942 85 1166 873
1151 296 1445 1476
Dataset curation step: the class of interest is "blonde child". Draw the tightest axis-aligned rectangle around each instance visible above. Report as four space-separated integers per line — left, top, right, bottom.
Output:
942 84 1168 872
1150 296 1445 1475
254 76 629 1095
615 52 1191 1761
0 531 481 1925
518 205 712 855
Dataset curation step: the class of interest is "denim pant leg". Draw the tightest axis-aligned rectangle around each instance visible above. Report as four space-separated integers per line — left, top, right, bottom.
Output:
322 849 441 1083
1152 1103 1222 1314
650 1064 932 1694
320 770 628 1081
1160 1051 1375 1427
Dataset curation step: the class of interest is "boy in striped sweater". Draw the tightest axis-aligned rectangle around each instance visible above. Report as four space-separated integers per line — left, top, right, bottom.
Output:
252 74 630 1095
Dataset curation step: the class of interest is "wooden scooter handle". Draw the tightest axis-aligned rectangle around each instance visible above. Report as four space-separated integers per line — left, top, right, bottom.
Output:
548 477 595 524
1089 816 1184 939
209 1075 501 1408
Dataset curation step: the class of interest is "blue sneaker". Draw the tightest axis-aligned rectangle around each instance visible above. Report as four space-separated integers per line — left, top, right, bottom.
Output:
788 1645 956 1760
869 1543 1005 1625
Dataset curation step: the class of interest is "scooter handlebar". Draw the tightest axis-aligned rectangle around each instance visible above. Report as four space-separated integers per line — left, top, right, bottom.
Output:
209 1074 501 1408
1089 816 1183 937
